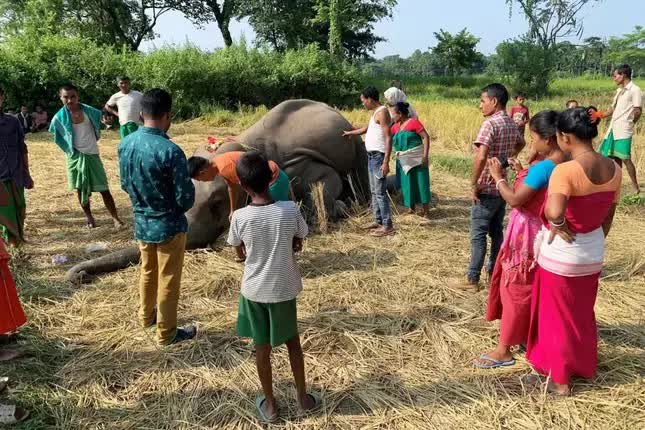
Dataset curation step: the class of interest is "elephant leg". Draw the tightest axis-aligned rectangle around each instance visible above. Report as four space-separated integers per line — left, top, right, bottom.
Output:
284 161 345 220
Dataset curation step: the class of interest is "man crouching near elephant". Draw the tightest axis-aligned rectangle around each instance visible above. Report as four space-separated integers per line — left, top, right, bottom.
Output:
188 151 290 221
118 89 197 345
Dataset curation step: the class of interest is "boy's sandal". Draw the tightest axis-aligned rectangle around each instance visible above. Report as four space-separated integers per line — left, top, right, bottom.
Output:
0 404 30 425
255 395 279 424
300 392 322 415
0 377 8 393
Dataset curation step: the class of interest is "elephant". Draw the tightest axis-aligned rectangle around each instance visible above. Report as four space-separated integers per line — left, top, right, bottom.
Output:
65 99 369 284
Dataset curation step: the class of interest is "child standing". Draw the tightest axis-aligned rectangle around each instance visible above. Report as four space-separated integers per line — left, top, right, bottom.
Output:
227 151 320 423
510 92 530 134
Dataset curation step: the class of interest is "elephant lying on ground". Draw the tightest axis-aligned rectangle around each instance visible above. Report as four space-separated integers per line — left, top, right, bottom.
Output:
65 99 369 283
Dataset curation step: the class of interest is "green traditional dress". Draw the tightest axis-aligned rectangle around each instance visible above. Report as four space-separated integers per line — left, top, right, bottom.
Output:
391 118 431 208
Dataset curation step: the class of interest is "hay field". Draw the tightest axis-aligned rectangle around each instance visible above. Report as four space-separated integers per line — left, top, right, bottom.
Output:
6 91 645 429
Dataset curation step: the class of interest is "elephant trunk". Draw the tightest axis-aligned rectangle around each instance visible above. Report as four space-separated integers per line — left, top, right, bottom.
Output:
65 246 141 284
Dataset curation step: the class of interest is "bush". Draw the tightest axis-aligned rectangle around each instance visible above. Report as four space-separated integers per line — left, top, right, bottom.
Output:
0 36 363 118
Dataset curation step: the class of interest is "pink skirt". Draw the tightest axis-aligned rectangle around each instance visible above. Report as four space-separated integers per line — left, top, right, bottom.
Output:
526 266 599 385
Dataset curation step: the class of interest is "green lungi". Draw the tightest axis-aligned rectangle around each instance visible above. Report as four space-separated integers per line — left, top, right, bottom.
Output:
0 180 26 244
269 169 291 201
120 122 139 139
600 129 632 160
66 152 109 205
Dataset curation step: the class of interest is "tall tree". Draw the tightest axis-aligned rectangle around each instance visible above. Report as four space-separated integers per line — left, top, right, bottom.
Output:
175 0 239 47
607 26 645 76
431 29 483 75
505 0 601 94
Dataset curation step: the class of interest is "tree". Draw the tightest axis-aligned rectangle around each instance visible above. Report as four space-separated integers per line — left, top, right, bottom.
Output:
505 0 601 94
607 26 645 76
431 29 483 75
175 0 239 47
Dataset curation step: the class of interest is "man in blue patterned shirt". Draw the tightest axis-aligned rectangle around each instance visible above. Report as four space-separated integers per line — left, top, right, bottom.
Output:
118 88 196 345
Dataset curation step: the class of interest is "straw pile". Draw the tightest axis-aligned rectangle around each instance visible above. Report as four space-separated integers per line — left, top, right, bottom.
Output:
6 117 645 429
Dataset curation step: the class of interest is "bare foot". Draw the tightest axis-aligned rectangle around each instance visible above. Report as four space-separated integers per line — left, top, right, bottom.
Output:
361 222 381 230
547 381 571 396
370 226 395 237
405 209 415 215
85 218 97 229
113 219 125 229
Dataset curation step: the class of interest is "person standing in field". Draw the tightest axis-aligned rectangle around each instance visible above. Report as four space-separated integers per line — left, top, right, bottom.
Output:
343 86 394 237
118 88 197 346
457 83 525 290
49 84 124 229
0 87 33 246
526 107 621 396
384 87 418 192
227 151 319 423
188 151 291 221
598 64 642 193
509 92 530 135
473 110 564 369
104 76 143 139
390 102 431 218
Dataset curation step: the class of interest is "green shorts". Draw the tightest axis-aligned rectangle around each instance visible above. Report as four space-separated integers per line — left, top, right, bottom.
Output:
120 122 139 139
600 130 632 160
237 295 298 347
269 169 291 202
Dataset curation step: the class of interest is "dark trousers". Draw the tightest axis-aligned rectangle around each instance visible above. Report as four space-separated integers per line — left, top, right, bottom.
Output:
467 194 505 282
367 151 392 227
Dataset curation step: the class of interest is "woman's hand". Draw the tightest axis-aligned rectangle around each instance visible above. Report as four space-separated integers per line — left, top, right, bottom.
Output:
487 157 504 181
509 158 523 173
548 221 575 244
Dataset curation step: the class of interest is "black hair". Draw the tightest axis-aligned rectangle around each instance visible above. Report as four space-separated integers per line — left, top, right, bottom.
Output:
529 110 558 139
614 64 632 79
361 86 379 102
59 83 78 94
141 88 172 119
481 83 509 107
117 76 130 83
236 151 272 194
557 107 599 140
565 99 578 108
187 156 210 178
393 102 410 117
514 92 526 99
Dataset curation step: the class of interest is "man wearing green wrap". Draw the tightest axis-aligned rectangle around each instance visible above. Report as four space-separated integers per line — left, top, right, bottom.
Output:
104 76 143 139
50 84 124 228
599 64 642 194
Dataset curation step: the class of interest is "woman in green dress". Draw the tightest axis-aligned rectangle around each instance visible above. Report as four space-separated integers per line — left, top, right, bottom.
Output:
391 102 431 217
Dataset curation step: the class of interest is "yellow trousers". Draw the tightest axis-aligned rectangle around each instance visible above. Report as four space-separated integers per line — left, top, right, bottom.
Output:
138 233 186 344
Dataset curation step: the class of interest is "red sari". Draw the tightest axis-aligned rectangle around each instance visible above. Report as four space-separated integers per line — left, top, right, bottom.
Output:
486 168 546 346
0 239 27 334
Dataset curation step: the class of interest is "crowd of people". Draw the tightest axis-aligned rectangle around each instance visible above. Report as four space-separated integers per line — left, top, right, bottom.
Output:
0 63 641 424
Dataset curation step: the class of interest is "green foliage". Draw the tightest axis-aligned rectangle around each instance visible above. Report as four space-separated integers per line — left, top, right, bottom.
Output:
608 26 645 75
620 194 645 207
0 36 363 117
431 29 485 75
489 38 553 97
431 155 472 179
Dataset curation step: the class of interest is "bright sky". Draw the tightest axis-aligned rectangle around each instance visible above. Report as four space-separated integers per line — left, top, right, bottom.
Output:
142 0 644 57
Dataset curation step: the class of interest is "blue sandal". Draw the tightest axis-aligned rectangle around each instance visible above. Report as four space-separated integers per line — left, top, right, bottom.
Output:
473 354 516 369
255 395 279 424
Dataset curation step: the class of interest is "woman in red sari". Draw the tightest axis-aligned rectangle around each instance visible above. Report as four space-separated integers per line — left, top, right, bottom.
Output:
0 238 26 361
473 111 565 368
527 107 621 395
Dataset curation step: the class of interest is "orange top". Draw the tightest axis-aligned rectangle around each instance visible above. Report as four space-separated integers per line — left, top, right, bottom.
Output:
548 160 622 202
211 151 280 185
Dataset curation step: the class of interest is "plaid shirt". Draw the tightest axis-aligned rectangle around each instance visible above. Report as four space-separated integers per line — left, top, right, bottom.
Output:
474 111 521 195
0 112 29 188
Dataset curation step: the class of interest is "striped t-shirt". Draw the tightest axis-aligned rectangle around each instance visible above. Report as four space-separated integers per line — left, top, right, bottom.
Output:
227 201 308 303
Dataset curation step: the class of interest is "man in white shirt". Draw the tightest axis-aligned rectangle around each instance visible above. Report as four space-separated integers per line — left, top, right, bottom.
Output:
599 64 642 193
104 76 143 139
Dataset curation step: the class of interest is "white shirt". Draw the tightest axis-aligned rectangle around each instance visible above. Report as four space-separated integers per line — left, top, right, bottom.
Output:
365 106 388 153
227 201 308 303
107 90 143 126
72 114 99 154
608 81 642 139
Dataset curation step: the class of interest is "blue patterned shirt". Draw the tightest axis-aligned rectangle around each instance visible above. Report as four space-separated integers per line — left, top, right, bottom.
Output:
118 127 195 243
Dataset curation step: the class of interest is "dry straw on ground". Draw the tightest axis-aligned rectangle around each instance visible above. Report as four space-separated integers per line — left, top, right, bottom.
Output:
6 101 645 429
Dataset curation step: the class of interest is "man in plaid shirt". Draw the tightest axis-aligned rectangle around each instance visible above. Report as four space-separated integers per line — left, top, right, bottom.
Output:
459 83 524 289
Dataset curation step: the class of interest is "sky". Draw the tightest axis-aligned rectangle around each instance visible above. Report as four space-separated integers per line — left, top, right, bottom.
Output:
142 0 645 58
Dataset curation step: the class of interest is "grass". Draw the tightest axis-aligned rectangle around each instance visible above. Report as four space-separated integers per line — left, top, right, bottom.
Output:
6 77 645 429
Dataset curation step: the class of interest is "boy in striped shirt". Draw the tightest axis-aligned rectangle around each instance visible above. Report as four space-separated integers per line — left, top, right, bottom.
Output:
227 151 320 423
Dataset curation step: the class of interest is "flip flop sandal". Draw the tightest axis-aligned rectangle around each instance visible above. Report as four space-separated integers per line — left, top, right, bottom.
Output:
300 392 322 415
0 404 30 425
0 377 8 393
0 350 22 362
472 354 516 369
255 395 279 424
